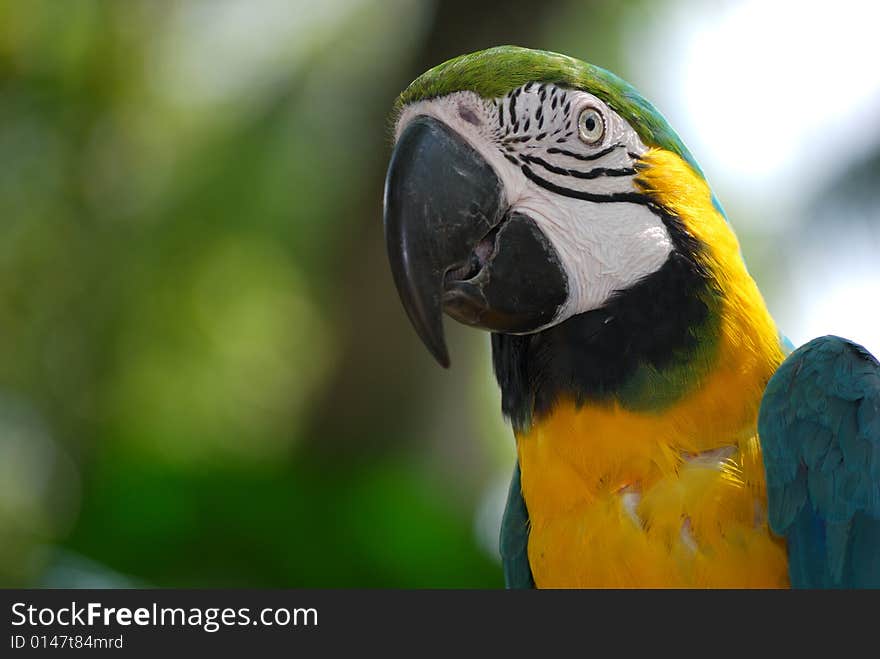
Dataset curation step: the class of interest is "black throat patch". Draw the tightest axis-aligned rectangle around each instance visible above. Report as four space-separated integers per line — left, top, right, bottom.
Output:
490 211 717 432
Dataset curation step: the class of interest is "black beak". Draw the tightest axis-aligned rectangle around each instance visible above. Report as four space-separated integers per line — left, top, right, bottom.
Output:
383 115 567 367
383 116 505 367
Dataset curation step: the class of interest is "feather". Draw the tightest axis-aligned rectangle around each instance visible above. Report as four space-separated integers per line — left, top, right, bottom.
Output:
759 335 880 587
499 462 534 589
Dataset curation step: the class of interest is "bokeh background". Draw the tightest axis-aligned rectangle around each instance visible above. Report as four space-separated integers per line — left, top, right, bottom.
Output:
2 0 879 588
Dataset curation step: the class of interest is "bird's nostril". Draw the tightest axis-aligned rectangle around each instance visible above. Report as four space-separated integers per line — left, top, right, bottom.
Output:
443 219 505 286
444 255 480 285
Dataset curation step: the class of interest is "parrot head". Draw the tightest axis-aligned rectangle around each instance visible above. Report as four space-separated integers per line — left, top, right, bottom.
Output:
384 46 739 428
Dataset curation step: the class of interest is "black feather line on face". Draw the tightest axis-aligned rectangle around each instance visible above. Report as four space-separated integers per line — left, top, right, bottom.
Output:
547 144 625 162
521 165 650 206
520 154 635 180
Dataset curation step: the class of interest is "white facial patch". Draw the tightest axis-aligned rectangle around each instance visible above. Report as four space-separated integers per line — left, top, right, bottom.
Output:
395 84 674 331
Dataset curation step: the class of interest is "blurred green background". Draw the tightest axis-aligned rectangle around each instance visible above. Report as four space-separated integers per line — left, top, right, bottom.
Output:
2 0 879 587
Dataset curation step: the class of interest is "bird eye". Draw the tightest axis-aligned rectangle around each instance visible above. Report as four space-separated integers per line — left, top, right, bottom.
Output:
577 107 605 144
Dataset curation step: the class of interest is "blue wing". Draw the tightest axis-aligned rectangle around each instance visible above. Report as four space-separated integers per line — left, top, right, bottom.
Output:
758 335 880 588
499 461 534 588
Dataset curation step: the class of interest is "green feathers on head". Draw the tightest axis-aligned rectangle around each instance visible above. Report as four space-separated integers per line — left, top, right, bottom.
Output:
395 45 703 177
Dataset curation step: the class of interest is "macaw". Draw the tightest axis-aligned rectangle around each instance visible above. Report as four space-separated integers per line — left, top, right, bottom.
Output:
382 46 880 588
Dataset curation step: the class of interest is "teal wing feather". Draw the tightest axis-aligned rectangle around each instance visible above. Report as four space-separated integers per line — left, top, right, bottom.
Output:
758 335 880 587
499 461 534 588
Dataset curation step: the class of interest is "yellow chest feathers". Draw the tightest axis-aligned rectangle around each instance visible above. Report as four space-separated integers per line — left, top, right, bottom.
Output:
516 399 789 588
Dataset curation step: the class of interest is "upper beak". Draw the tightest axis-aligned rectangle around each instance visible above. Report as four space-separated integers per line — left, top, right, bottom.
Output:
383 115 568 368
383 116 506 367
